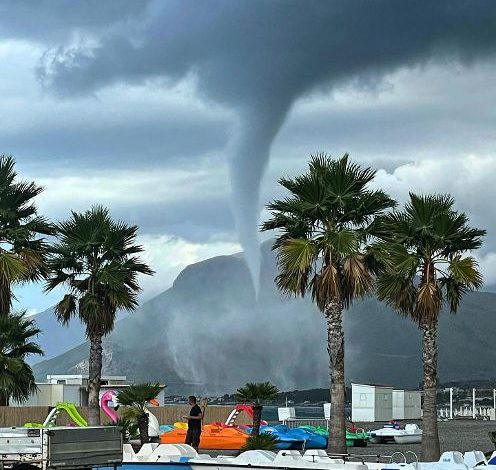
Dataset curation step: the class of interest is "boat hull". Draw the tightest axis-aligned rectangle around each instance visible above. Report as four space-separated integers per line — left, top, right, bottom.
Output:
160 427 248 450
393 434 422 444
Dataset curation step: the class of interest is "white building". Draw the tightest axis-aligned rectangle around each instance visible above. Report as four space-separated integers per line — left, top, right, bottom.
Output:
393 389 422 420
13 375 166 407
46 374 127 386
351 383 393 422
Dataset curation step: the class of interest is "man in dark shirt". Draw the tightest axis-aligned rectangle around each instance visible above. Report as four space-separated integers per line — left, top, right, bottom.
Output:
183 395 203 451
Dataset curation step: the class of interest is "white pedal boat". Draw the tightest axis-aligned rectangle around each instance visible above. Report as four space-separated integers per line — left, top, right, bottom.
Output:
119 444 496 470
370 424 422 444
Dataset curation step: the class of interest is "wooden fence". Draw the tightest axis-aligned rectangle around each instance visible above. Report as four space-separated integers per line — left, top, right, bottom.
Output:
0 405 251 427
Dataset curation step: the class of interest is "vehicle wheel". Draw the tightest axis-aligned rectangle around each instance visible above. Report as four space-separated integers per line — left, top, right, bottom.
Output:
13 464 39 470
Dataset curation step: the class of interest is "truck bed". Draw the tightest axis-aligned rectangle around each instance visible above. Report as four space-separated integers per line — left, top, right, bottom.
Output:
0 426 122 469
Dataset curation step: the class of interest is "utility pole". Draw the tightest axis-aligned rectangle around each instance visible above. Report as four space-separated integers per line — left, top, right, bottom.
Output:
472 388 476 419
449 388 453 419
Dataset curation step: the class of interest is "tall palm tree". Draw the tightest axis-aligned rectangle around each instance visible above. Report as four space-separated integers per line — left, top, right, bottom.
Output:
236 382 279 437
0 312 43 406
118 383 162 445
0 155 53 317
261 154 395 453
45 206 154 425
374 193 485 461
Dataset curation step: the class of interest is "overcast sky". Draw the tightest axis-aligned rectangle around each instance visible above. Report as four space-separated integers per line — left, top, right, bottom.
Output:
1 0 496 313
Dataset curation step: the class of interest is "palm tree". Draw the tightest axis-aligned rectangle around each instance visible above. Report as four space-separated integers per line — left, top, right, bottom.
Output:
117 383 162 445
261 154 395 453
236 382 279 437
0 155 53 317
45 206 154 425
240 434 278 452
374 193 485 461
0 312 43 406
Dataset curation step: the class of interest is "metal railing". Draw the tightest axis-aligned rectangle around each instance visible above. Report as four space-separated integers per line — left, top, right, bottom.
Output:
283 418 330 430
325 451 418 464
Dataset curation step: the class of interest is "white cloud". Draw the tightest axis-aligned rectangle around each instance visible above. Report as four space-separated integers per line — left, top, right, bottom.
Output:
137 234 240 297
372 155 496 287
35 163 228 214
372 154 495 229
477 252 496 287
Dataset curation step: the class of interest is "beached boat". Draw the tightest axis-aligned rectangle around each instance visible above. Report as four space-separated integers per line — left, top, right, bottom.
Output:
5 433 496 470
120 444 496 470
259 425 327 449
370 423 422 444
160 424 249 450
298 425 369 447
160 424 316 450
122 444 390 469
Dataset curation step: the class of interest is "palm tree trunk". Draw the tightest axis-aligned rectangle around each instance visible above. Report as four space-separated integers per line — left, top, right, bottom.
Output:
137 412 150 446
0 391 9 406
252 404 263 437
87 332 103 426
0 277 11 317
422 317 440 461
325 299 346 455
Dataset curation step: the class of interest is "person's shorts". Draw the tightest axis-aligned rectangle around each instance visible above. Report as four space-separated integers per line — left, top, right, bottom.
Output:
185 428 201 448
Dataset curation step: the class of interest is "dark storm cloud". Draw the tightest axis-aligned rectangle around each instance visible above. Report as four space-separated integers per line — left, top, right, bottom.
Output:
3 0 496 287
3 106 228 169
31 0 496 288
126 197 234 241
0 0 151 42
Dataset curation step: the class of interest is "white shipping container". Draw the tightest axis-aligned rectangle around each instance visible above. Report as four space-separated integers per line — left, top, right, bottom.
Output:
393 389 422 420
393 390 405 420
352 383 393 422
403 390 422 419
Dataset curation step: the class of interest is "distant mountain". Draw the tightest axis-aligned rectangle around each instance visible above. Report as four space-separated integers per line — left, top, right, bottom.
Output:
33 243 496 394
29 304 128 365
29 306 86 363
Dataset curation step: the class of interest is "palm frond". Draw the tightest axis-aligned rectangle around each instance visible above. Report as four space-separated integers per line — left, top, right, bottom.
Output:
448 256 483 289
262 153 395 315
240 434 278 451
46 206 153 338
117 383 163 412
236 382 279 404
311 263 341 311
376 272 417 316
342 255 374 299
0 312 43 404
275 238 315 296
375 192 485 325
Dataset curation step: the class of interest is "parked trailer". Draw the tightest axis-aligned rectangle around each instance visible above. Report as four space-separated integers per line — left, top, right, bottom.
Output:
0 426 122 470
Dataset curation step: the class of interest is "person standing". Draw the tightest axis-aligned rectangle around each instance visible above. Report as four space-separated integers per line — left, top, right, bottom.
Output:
183 395 203 451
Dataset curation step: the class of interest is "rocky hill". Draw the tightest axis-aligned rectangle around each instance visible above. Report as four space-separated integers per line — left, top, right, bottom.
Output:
33 243 496 394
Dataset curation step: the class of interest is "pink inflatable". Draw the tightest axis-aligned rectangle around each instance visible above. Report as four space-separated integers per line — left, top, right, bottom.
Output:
100 390 119 423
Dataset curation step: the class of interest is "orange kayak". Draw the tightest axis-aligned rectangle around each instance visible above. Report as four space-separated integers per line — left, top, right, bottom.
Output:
160 424 249 450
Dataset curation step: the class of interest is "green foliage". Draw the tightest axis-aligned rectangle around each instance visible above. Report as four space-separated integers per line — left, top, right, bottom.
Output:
374 193 485 324
240 434 278 451
236 382 279 405
117 383 162 413
45 206 154 338
105 417 138 442
118 383 162 445
261 153 395 310
0 312 43 404
0 155 54 316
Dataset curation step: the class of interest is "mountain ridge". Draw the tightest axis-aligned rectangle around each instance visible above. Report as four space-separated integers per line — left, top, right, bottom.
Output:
33 244 496 394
